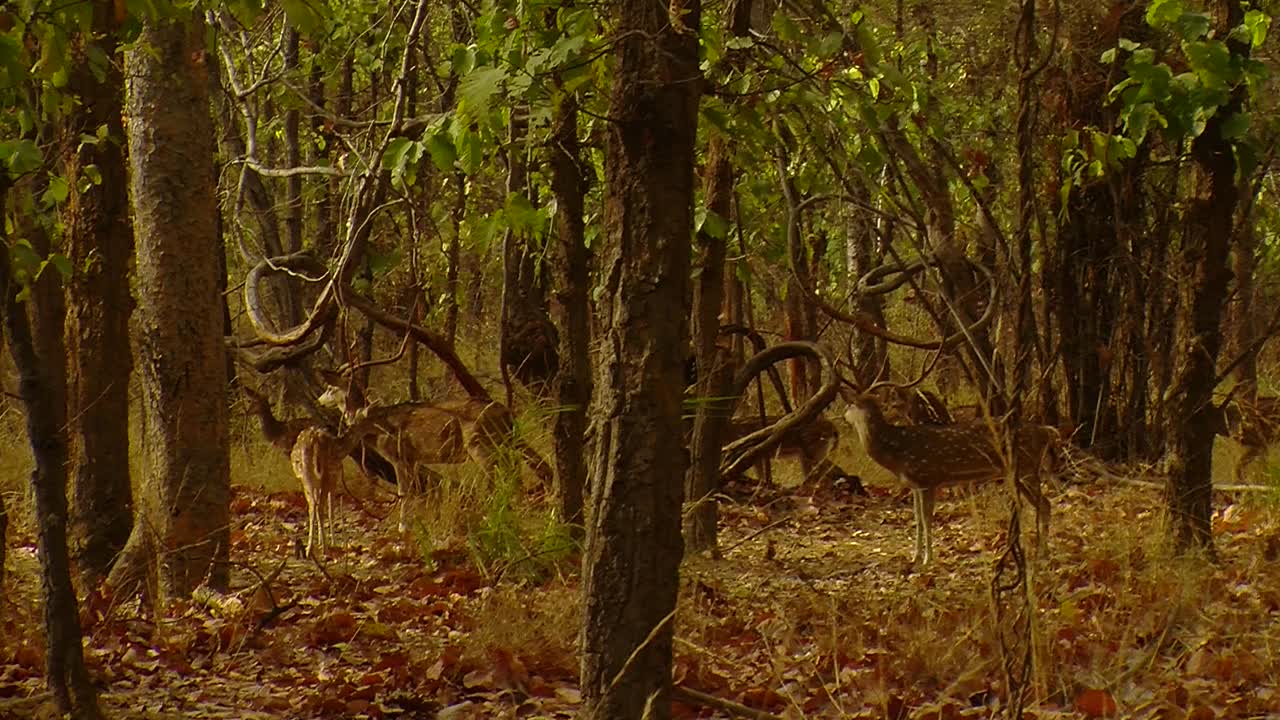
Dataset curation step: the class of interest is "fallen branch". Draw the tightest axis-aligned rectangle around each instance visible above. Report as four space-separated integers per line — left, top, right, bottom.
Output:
672 685 784 720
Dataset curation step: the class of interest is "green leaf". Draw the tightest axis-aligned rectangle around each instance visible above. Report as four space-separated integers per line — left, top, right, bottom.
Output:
772 12 802 43
696 208 731 240
280 0 327 34
0 140 42 177
1243 10 1271 48
1183 40 1233 91
855 22 881 65
456 130 484 175
48 253 72 280
1146 0 1184 28
43 176 69 206
459 66 507 121
382 137 414 172
1219 112 1250 140
426 133 457 171
1172 12 1211 41
814 31 843 58
506 193 539 237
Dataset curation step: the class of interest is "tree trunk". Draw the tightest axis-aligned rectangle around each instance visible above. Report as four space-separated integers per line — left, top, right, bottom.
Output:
0 182 103 720
283 26 302 254
501 115 559 392
845 182 888 386
63 3 135 586
109 12 231 604
684 0 752 556
548 89 590 528
578 0 701 715
1164 0 1244 554
445 173 464 346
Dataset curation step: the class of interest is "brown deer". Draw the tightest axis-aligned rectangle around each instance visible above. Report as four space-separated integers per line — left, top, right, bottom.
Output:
843 393 1057 566
241 384 399 485
1216 394 1280 483
318 386 553 531
291 426 349 559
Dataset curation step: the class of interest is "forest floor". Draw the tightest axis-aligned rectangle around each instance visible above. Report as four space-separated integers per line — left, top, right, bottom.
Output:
1 434 1279 719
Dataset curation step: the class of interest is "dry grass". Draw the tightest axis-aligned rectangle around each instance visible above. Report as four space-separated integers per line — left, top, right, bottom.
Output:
672 435 1280 715
2 372 1280 715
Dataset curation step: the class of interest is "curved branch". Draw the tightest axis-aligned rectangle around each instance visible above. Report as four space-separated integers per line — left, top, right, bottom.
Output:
341 288 491 402
719 342 838 479
719 324 791 412
804 257 998 351
857 257 928 296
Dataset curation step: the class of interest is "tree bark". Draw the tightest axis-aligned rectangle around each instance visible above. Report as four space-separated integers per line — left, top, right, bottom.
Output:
63 2 135 586
684 0 752 556
1164 0 1245 554
501 115 559 392
548 90 590 528
0 182 103 720
578 0 701 716
109 12 231 604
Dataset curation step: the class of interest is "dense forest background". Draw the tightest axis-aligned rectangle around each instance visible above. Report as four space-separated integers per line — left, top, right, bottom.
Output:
2 0 1280 718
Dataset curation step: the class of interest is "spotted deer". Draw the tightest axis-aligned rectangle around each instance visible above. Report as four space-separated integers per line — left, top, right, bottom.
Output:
1216 394 1280 483
843 393 1057 566
318 386 552 531
290 426 364 559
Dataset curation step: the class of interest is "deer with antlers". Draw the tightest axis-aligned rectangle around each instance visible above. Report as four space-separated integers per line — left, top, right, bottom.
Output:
318 384 552 531
842 382 1058 567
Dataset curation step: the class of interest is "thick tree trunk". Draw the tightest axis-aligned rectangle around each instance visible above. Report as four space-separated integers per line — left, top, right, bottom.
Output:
110 12 231 604
1164 1 1244 553
0 184 103 720
63 3 135 586
548 91 590 527
578 0 701 715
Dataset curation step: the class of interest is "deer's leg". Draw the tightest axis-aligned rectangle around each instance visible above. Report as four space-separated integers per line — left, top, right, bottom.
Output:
919 487 936 566
910 486 935 566
306 494 320 559
392 459 415 534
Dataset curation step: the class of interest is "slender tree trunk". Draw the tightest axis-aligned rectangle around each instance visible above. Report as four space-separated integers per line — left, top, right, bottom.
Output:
0 182 103 720
501 114 559 393
63 3 135 586
108 11 230 604
684 0 752 556
283 26 303 254
548 90 590 527
845 183 887 386
445 173 465 345
578 0 701 715
1164 0 1245 554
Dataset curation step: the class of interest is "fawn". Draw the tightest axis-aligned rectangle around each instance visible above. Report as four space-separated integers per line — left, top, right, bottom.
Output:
290 426 358 559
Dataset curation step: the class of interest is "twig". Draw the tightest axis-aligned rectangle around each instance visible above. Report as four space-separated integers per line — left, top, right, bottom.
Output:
672 685 784 720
